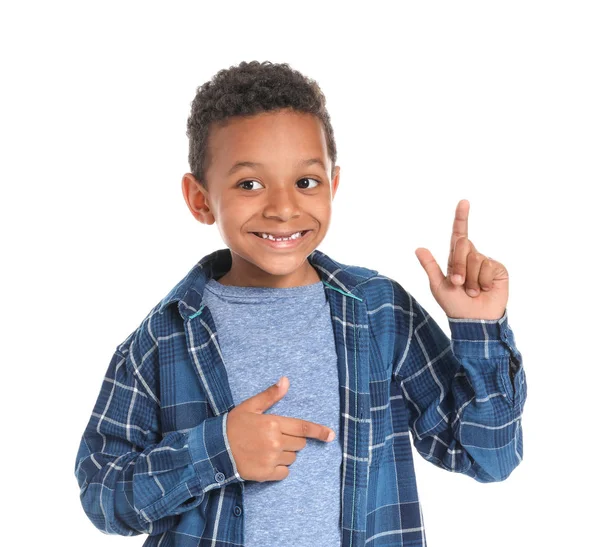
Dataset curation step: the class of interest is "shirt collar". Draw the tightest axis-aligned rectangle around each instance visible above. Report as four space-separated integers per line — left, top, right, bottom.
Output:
158 247 374 319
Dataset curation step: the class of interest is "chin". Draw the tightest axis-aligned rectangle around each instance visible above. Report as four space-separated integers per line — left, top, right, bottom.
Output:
228 245 312 277
250 255 309 276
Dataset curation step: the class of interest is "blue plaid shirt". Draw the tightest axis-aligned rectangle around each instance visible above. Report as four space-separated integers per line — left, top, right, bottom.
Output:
75 247 527 546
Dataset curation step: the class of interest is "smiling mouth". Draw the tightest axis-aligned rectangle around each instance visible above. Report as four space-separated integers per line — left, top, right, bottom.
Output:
251 230 311 241
250 230 312 244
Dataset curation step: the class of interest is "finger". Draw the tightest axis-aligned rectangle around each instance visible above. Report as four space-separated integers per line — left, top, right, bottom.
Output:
478 257 496 291
447 199 470 276
268 465 290 482
450 235 474 285
281 435 307 452
416 247 446 289
278 451 298 467
277 415 335 442
465 252 487 296
240 376 289 414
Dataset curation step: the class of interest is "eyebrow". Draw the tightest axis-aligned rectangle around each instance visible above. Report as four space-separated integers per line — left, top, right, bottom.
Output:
227 158 327 176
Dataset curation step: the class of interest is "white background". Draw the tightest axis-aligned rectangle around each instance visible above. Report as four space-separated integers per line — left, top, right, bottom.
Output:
2 1 598 545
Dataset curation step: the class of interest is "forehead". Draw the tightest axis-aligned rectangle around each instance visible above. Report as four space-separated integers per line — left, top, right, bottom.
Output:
207 109 328 167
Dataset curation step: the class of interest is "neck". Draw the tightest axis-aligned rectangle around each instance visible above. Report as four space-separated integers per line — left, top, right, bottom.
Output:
217 259 320 288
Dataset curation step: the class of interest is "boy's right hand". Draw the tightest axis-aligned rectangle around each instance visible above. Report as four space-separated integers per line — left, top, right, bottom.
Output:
226 376 335 482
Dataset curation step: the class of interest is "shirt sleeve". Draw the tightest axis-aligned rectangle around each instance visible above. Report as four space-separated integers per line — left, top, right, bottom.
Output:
391 285 527 483
74 311 244 536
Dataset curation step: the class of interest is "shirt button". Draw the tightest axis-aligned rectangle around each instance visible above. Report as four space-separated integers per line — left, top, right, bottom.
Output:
233 505 242 517
215 472 225 483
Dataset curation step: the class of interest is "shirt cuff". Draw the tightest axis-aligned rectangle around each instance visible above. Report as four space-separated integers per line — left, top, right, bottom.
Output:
135 413 244 523
186 412 244 497
447 308 515 360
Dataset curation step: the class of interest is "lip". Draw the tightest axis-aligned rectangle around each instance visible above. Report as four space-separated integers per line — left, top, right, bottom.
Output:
252 230 307 238
251 230 311 249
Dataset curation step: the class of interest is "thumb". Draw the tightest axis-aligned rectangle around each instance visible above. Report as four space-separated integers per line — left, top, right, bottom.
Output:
238 376 289 414
415 247 445 288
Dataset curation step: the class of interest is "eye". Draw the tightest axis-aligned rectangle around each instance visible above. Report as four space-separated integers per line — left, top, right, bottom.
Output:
297 177 320 189
238 180 265 191
237 178 320 191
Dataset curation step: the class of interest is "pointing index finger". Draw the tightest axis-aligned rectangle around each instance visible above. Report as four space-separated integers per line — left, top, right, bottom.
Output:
277 415 335 442
447 199 470 272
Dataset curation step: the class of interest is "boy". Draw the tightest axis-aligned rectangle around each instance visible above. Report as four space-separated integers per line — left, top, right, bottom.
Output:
74 60 527 547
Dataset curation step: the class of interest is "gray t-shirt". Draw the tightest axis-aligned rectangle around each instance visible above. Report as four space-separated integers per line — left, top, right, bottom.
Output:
203 277 342 546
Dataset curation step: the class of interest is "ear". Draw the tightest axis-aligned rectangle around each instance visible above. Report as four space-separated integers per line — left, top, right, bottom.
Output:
181 173 215 225
331 165 341 200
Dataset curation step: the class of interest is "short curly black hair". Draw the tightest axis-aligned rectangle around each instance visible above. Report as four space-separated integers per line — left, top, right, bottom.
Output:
186 60 337 188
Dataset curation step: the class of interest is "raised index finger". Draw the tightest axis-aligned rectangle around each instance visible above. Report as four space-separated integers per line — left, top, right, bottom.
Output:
447 199 470 272
277 415 335 442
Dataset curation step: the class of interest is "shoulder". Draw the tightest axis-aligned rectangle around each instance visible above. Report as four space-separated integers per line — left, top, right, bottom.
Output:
318 250 416 312
353 271 413 310
116 299 176 354
114 299 179 398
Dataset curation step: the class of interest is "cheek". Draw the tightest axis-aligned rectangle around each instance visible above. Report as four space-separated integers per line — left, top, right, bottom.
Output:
312 201 332 223
218 200 249 222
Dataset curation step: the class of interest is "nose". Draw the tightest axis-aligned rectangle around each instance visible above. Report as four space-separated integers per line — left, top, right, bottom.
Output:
262 185 301 221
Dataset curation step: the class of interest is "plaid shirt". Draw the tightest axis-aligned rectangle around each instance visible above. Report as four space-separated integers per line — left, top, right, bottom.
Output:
75 247 527 547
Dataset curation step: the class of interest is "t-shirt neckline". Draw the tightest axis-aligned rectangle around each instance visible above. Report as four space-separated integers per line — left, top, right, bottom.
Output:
205 277 324 298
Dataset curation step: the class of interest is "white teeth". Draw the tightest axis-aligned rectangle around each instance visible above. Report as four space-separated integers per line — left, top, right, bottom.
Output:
259 231 303 241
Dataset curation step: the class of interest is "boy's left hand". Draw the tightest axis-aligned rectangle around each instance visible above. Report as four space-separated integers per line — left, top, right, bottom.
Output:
414 199 508 320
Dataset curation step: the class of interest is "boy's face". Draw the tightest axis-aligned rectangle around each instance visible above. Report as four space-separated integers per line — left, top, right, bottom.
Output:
182 108 340 288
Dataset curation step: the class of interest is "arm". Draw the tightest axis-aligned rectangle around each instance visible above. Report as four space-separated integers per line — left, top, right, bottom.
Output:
392 284 527 483
74 311 243 535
